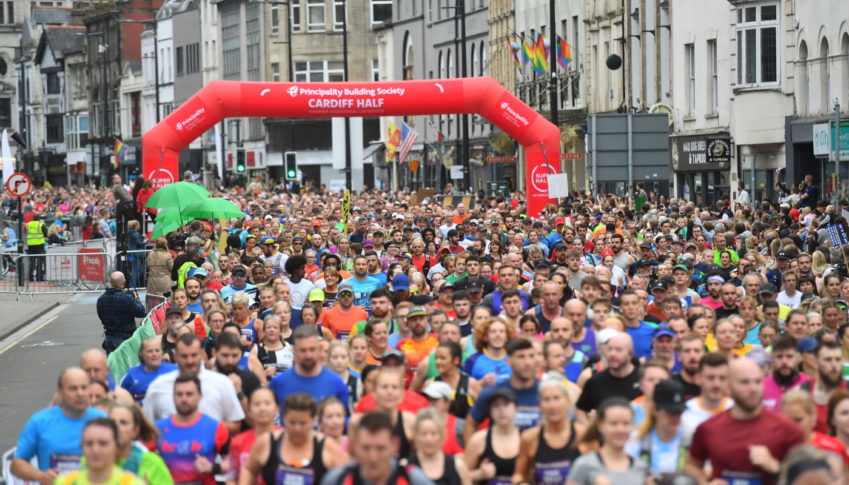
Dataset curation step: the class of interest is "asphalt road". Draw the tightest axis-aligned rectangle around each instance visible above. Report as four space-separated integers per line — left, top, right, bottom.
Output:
0 294 104 453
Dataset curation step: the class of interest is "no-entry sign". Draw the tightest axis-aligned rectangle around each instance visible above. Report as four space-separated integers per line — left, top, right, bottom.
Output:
6 172 31 198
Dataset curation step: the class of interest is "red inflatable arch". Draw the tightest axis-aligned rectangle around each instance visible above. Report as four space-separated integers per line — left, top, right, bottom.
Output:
142 77 561 217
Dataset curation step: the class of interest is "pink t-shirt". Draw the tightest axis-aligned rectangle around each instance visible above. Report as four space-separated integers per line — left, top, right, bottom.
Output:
762 373 811 410
696 296 723 310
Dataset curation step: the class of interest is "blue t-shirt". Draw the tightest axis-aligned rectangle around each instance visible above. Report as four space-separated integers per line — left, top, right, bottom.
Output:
187 302 204 315
343 276 381 310
15 406 107 471
744 322 763 346
564 350 586 383
368 271 388 287
120 362 178 403
220 283 257 304
268 367 349 417
470 380 540 430
626 321 658 358
463 351 511 381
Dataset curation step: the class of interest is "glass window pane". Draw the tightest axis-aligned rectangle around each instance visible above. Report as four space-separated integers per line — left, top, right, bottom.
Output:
760 27 777 82
745 28 756 83
328 61 344 70
295 61 307 70
745 7 756 22
760 5 776 21
737 8 742 23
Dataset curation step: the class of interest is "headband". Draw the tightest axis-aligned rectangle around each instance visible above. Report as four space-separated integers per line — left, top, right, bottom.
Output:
706 275 725 284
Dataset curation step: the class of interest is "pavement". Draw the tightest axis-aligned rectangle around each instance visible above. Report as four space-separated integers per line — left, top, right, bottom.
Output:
0 293 106 453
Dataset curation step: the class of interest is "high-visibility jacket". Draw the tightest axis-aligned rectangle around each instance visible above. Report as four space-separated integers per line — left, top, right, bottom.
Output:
26 220 45 246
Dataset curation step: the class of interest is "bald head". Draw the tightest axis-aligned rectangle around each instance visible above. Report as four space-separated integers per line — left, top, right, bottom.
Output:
110 271 126 288
58 366 89 389
729 357 763 380
564 299 587 328
608 332 634 352
729 357 764 414
80 348 109 381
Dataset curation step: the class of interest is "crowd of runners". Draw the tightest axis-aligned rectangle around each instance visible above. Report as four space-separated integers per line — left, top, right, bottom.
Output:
8 174 849 485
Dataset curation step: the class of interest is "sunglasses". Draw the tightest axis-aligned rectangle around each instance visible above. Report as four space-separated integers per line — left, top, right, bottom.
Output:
339 291 353 297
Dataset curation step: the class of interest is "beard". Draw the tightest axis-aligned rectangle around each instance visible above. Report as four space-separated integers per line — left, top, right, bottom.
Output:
772 367 799 387
820 370 843 389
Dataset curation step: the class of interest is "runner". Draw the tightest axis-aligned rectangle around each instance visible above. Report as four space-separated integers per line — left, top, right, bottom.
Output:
54 418 145 485
464 388 521 485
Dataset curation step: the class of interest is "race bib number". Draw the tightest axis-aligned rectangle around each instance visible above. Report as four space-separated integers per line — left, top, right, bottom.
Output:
50 454 81 474
276 464 314 485
241 328 254 342
514 405 540 430
721 470 764 485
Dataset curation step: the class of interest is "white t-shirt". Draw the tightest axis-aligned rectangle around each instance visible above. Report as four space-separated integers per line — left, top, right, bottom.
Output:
680 396 733 444
142 368 245 423
777 290 802 310
285 278 314 310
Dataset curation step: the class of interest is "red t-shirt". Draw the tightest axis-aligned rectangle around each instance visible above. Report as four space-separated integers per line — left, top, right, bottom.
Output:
801 378 848 434
355 390 428 414
689 408 805 485
227 426 282 484
811 431 849 465
410 254 429 273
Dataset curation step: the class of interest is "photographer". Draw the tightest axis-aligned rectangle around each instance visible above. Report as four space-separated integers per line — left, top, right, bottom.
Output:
96 271 147 354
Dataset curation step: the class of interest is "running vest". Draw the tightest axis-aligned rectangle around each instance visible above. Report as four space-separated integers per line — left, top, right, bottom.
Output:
26 221 45 245
260 432 327 485
408 453 460 485
479 427 517 485
532 423 580 485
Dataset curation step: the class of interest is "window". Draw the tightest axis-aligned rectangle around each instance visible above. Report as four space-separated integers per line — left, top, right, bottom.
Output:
821 38 830 114
707 39 718 114
0 98 10 129
736 2 779 87
372 58 379 81
798 40 809 115
402 33 414 80
271 62 280 82
46 114 63 143
333 0 344 31
46 71 60 94
685 44 695 115
130 92 141 137
176 46 184 76
65 114 88 149
842 34 849 108
480 41 486 76
186 43 200 74
0 1 12 24
270 4 279 36
471 43 477 78
293 60 344 82
246 4 261 82
371 0 391 28
221 3 240 80
291 1 301 32
307 0 325 32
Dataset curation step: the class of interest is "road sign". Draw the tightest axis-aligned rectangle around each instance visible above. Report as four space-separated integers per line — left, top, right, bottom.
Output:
5 172 31 198
831 120 849 160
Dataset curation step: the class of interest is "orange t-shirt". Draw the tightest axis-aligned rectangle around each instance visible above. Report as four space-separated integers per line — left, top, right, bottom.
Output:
318 305 369 340
452 214 470 224
397 334 438 369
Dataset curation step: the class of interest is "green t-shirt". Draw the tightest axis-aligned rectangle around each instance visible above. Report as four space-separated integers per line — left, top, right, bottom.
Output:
79 444 174 485
445 272 469 284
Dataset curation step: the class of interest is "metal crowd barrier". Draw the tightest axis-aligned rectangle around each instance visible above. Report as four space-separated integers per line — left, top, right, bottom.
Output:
0 250 112 299
121 249 153 290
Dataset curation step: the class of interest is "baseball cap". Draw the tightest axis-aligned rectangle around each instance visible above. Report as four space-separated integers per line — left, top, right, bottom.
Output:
261 237 276 245
639 242 653 250
439 281 455 292
597 328 619 344
486 387 518 407
380 349 406 363
555 216 566 225
653 324 676 339
650 280 667 292
312 219 322 227
672 264 690 273
759 282 778 295
407 305 428 318
410 294 434 305
636 258 653 268
465 276 485 293
166 306 183 317
231 265 247 276
423 381 453 400
363 239 374 248
188 267 208 278
776 250 790 260
308 288 325 302
392 274 410 291
652 379 686 414
797 337 817 353
553 242 567 251
338 281 354 294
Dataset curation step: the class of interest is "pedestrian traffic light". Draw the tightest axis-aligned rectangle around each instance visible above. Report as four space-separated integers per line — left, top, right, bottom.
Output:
236 149 246 173
284 151 297 180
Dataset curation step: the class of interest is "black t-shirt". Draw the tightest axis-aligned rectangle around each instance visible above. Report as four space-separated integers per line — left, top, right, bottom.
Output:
714 305 739 320
576 365 641 412
220 367 261 401
672 372 701 399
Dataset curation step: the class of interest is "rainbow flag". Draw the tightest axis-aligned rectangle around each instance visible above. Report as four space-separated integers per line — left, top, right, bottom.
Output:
557 35 572 67
113 139 126 169
535 33 549 74
508 35 526 68
522 34 537 71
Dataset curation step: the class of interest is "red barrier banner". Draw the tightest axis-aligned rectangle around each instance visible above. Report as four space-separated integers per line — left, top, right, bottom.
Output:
78 248 106 282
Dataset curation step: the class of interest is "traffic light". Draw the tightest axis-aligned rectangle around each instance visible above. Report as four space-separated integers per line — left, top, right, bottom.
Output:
236 149 246 173
284 151 297 180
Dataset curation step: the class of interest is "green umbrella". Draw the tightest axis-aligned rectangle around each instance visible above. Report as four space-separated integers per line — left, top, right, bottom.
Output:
181 198 245 220
151 219 182 239
145 181 209 209
155 206 190 225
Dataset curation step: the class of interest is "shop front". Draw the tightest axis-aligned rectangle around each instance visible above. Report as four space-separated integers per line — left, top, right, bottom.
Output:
671 133 732 207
